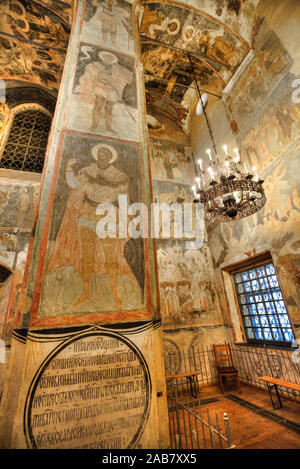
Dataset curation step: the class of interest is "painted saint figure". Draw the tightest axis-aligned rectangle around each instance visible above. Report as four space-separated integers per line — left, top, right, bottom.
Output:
47 143 142 310
75 50 133 133
91 0 131 48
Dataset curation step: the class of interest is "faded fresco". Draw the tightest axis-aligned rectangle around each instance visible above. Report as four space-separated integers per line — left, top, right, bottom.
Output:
67 44 138 141
33 0 73 24
0 180 40 230
39 135 145 316
139 1 253 145
146 90 189 143
147 109 189 144
226 20 293 130
0 178 40 340
178 0 259 42
207 17 300 338
140 2 248 78
0 0 70 90
156 239 220 325
211 141 300 261
0 275 13 339
239 83 300 172
1 240 30 342
82 0 134 55
151 180 202 240
210 140 300 329
149 138 195 183
0 179 39 269
163 327 225 378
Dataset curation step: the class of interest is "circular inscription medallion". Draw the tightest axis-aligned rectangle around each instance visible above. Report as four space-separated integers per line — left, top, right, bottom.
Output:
24 331 151 449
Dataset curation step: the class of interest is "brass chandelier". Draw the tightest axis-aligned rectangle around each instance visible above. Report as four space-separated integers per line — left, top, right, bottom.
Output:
192 151 266 223
188 54 266 223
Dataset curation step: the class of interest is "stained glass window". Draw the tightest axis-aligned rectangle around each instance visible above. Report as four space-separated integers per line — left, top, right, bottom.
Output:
234 262 294 346
0 109 51 173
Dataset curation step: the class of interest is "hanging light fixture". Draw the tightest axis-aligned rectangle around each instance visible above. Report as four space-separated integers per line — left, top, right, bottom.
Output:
188 54 266 223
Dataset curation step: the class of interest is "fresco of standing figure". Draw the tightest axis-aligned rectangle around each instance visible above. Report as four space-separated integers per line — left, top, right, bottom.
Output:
74 50 134 134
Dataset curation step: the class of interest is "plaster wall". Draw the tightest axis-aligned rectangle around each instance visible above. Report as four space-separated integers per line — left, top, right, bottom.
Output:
191 0 300 343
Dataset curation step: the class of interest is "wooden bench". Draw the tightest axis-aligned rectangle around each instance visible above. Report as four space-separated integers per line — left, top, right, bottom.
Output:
166 371 202 398
259 376 300 410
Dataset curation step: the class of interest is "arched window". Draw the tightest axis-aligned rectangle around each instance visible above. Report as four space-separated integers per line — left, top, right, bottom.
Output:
0 105 52 173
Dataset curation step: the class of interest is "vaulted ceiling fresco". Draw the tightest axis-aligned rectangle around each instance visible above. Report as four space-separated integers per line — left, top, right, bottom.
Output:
32 0 74 24
0 0 261 134
139 0 258 137
0 0 71 92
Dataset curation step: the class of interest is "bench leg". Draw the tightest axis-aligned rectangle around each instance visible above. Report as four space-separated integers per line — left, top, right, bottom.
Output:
267 383 283 410
187 376 198 398
235 374 240 392
218 374 224 394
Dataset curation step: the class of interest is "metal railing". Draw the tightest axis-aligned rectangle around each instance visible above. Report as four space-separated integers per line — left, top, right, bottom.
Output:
164 342 300 402
167 380 234 449
164 345 217 386
229 341 300 402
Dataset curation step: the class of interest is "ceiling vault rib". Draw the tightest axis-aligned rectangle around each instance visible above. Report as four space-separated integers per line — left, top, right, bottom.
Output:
141 34 226 86
141 0 251 52
144 71 222 98
187 52 218 156
31 0 72 27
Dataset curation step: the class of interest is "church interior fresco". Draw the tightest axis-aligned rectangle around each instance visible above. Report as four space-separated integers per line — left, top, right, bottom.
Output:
0 0 69 343
139 0 259 342
68 43 138 140
0 1 297 330
189 1 300 339
0 0 71 91
39 134 146 318
139 0 260 141
0 0 299 450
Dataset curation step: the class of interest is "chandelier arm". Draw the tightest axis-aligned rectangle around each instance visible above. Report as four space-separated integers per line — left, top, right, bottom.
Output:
187 53 218 157
209 197 222 209
189 57 266 223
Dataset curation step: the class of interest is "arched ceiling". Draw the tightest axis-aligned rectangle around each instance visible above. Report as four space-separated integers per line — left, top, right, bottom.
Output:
0 0 261 135
0 0 72 93
139 0 259 137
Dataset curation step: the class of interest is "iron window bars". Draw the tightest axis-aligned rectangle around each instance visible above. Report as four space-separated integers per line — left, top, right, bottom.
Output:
0 110 51 173
233 261 295 347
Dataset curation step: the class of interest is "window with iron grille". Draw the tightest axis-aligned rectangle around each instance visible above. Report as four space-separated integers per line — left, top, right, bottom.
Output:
0 109 51 173
233 261 295 347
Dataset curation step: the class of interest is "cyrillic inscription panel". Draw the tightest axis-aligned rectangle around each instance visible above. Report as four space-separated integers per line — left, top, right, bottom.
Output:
24 332 151 449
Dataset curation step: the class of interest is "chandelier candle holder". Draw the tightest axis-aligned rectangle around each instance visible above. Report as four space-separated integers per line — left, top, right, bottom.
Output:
187 52 266 224
192 147 266 223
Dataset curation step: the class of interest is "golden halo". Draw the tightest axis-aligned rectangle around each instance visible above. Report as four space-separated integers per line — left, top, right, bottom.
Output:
91 143 118 164
182 25 195 42
166 18 180 36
